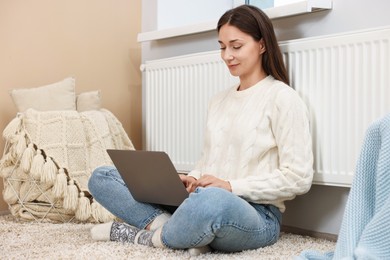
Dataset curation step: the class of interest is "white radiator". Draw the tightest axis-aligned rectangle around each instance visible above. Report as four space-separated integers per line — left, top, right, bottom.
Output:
141 26 390 187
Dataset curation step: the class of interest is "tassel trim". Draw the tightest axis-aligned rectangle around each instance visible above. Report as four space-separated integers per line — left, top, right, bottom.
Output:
30 149 45 180
42 157 58 185
3 116 22 140
63 180 79 211
53 168 68 198
21 143 35 173
11 131 26 160
1 113 121 223
75 192 91 221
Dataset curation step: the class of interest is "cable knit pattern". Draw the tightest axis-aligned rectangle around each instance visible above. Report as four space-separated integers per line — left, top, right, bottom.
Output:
188 76 313 212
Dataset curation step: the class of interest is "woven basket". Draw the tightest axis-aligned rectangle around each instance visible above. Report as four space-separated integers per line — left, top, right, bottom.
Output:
0 108 134 223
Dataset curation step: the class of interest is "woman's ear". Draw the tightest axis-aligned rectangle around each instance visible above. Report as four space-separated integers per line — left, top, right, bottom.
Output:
259 38 266 55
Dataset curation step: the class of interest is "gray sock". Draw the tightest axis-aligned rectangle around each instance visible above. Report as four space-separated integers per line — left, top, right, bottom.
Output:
110 221 154 247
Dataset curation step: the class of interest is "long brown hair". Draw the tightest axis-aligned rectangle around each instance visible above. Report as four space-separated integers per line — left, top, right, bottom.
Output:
217 5 289 85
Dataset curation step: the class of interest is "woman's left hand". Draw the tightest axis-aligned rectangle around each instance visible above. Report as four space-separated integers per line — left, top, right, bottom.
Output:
192 174 232 192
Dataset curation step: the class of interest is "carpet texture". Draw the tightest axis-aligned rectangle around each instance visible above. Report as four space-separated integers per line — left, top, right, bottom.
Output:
0 214 335 260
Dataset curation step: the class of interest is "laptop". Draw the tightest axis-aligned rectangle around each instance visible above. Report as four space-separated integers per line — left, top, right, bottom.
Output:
106 149 189 206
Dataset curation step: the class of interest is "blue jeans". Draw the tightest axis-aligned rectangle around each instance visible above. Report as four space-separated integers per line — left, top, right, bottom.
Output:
88 166 282 252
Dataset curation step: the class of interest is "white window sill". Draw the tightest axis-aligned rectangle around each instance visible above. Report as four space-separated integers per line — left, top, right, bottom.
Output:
138 0 332 42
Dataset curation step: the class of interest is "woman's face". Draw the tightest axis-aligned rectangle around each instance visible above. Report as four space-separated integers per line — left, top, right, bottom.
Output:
218 24 265 80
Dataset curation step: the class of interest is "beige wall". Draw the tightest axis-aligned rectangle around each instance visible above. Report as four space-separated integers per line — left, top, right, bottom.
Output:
0 0 142 212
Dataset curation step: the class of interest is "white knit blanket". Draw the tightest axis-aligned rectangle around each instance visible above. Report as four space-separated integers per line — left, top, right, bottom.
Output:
0 108 134 223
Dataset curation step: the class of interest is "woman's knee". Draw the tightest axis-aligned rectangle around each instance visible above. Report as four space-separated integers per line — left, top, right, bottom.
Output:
88 165 117 194
193 187 233 205
188 187 237 217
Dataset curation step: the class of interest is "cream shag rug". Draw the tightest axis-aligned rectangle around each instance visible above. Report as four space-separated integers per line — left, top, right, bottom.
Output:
0 214 335 260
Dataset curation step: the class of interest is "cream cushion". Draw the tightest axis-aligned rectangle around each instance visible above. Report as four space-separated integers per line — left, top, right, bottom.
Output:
76 90 102 112
10 77 76 112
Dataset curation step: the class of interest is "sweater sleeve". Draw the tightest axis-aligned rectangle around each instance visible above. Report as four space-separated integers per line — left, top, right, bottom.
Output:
228 88 314 206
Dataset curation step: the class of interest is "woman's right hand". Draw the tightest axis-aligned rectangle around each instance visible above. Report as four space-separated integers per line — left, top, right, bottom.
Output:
179 174 197 193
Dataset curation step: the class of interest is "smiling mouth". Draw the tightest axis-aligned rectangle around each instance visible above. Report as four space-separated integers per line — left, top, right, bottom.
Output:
228 64 239 69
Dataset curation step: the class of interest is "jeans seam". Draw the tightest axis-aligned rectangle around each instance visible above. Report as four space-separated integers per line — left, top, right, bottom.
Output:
189 221 268 248
190 228 213 247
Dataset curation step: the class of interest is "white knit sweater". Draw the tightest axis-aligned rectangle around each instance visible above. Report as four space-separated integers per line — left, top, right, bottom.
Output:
188 76 313 212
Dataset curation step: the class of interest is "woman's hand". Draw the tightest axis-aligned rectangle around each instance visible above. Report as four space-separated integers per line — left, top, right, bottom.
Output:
193 174 232 192
180 174 232 193
179 174 197 193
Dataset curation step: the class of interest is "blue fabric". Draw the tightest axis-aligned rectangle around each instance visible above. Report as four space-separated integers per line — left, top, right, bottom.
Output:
296 113 390 260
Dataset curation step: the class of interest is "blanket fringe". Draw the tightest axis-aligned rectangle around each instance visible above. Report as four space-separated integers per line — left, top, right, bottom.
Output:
3 116 21 140
21 143 35 172
8 138 113 222
63 180 79 211
12 131 27 159
30 149 45 181
0 153 13 170
53 168 68 198
42 156 58 185
75 192 91 221
1 109 133 223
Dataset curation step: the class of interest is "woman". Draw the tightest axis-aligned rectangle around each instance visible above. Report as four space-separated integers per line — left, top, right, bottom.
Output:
88 4 313 255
